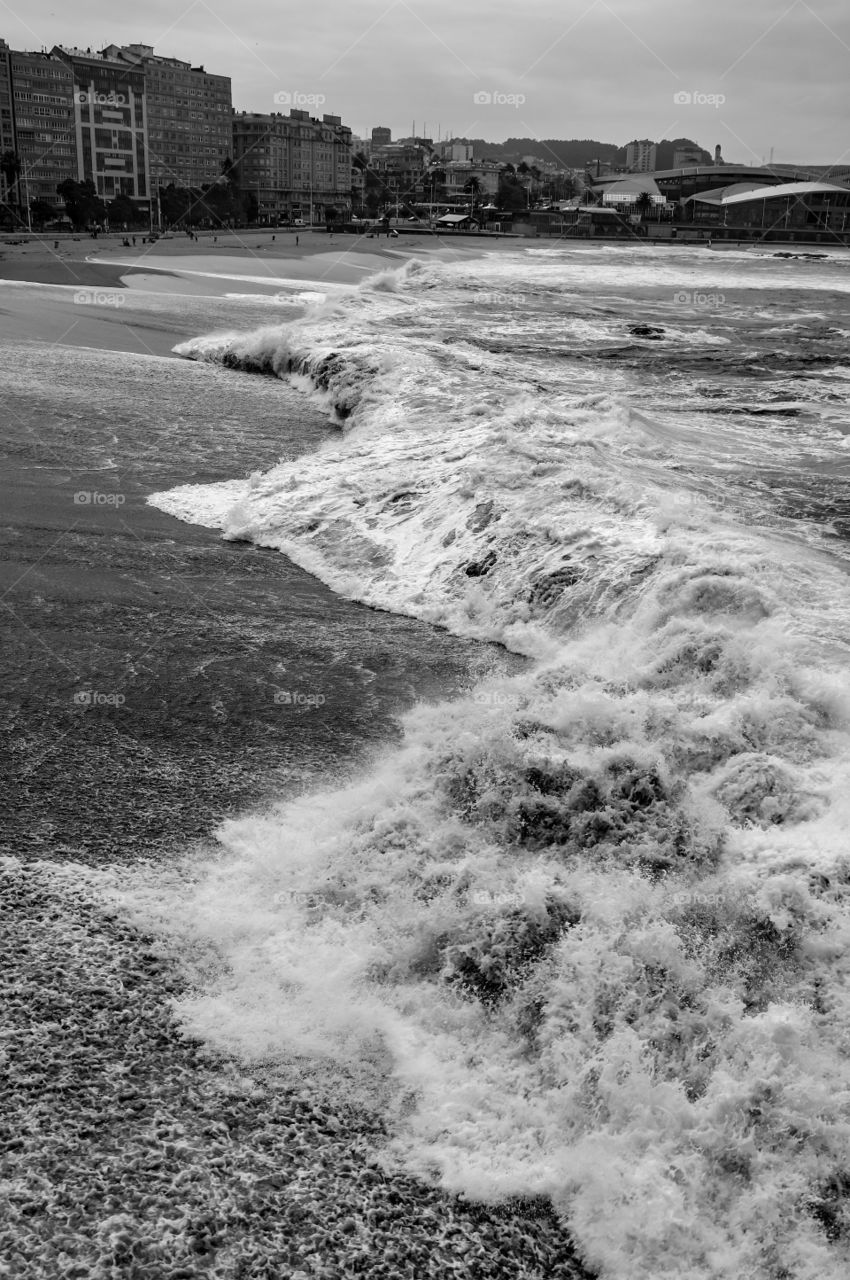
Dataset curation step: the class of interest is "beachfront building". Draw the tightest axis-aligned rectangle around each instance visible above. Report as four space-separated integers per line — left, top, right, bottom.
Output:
687 180 850 234
599 175 666 208
0 39 16 210
625 139 657 172
0 39 14 155
370 141 430 206
6 48 77 215
444 158 501 204
103 45 232 195
52 46 150 210
232 109 353 223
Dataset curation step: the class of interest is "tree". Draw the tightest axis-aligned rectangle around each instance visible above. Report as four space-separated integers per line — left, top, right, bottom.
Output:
325 206 339 226
1 149 21 217
463 176 484 223
427 166 446 204
496 171 528 213
29 198 58 229
107 193 142 228
634 190 654 218
159 183 195 228
57 179 106 229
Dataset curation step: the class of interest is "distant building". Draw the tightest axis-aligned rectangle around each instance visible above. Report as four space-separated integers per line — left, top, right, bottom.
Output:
52 46 150 205
104 44 232 194
625 139 657 172
443 158 501 203
371 142 429 204
672 145 703 169
687 180 850 232
371 126 391 147
232 109 352 222
8 48 77 213
599 175 665 207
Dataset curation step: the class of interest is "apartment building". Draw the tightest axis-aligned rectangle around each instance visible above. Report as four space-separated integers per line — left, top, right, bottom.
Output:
103 44 232 192
0 39 14 156
52 46 149 204
625 139 657 173
8 48 77 210
232 108 352 222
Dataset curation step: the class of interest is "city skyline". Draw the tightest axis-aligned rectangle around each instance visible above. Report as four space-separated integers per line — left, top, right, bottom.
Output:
0 0 847 164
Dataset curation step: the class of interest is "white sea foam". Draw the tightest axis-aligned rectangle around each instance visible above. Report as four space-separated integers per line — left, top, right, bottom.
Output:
138 247 850 1279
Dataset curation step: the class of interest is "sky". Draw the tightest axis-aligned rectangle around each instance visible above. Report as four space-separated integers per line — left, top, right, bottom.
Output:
2 0 848 164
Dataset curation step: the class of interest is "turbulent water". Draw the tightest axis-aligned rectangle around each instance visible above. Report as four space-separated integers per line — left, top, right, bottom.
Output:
142 244 850 1280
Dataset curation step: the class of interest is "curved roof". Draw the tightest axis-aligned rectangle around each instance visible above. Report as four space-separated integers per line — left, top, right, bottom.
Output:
684 182 770 204
691 180 850 206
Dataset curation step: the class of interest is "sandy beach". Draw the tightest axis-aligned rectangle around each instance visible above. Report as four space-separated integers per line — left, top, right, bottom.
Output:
0 232 590 1278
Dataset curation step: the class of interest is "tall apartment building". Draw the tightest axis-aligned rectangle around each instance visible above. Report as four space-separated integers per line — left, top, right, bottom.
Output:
0 39 14 207
8 48 77 210
0 39 14 155
103 44 232 192
625 139 657 173
371 126 391 147
232 109 352 222
52 46 149 204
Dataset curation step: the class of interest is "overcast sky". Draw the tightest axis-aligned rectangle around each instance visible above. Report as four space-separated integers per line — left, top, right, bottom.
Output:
3 0 847 163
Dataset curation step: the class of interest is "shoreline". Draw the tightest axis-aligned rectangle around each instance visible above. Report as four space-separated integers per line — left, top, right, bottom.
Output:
0 227 492 293
0 242 591 1279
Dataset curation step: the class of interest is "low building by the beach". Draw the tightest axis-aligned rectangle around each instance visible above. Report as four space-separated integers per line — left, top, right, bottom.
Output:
687 180 850 234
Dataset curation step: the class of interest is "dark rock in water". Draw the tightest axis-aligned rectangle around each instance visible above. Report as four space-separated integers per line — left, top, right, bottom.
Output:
629 325 665 339
467 499 497 533
464 550 497 577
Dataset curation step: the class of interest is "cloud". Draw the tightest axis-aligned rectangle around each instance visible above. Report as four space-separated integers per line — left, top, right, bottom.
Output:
3 0 847 159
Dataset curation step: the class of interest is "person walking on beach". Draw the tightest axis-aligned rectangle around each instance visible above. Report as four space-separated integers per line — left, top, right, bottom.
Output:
296 235 299 247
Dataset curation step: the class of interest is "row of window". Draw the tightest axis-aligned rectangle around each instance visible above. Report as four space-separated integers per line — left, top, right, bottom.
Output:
11 63 70 78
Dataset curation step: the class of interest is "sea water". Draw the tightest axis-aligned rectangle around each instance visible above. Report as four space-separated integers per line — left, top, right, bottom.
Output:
141 244 850 1280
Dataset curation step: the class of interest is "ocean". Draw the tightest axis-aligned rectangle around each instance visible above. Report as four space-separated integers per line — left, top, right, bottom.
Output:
138 242 850 1280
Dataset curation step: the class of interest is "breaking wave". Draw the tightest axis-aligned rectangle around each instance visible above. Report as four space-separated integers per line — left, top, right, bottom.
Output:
140 248 850 1279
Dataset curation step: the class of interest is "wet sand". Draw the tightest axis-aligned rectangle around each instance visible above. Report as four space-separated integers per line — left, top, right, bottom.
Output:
0 237 589 1277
